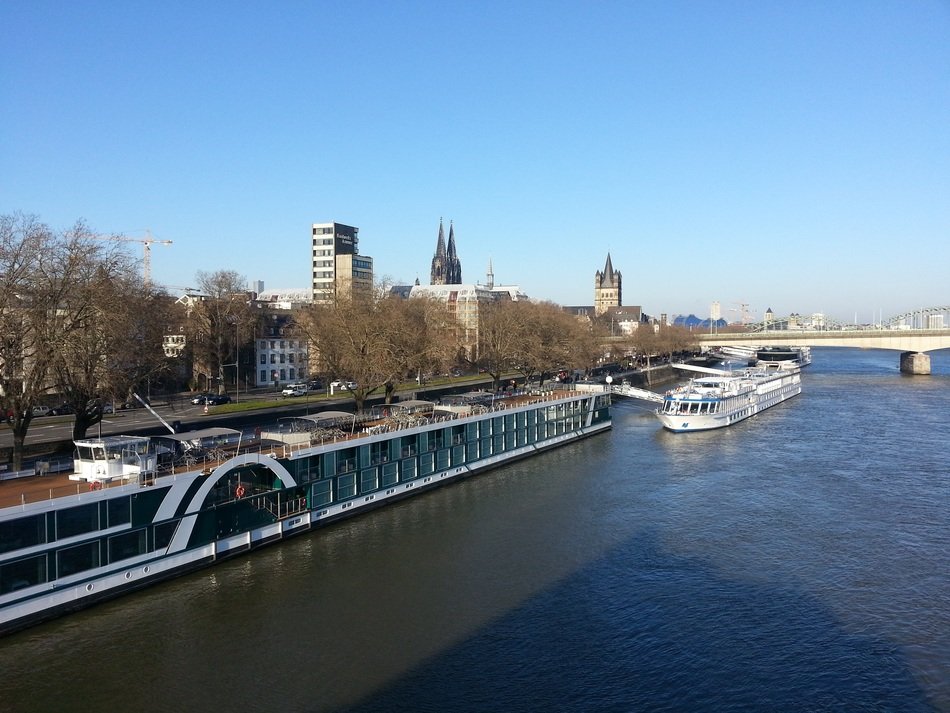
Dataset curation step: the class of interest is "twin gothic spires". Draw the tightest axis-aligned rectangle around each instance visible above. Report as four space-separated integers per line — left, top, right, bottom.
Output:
430 218 462 284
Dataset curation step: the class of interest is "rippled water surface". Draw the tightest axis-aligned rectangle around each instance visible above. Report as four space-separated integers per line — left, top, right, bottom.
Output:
1 348 948 712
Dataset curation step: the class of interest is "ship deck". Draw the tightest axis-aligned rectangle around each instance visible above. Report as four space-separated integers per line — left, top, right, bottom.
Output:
0 387 591 510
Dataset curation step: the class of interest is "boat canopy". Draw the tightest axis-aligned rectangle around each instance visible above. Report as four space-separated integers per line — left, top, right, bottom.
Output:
391 399 436 413
158 427 242 443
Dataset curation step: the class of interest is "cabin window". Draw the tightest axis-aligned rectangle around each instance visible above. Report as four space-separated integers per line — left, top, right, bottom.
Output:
436 449 450 471
465 423 478 442
154 521 178 550
360 468 378 493
0 554 48 594
312 479 333 507
420 452 434 475
400 435 418 458
108 529 147 563
107 496 131 527
370 441 388 464
57 503 100 540
381 462 398 487
0 514 46 555
57 541 100 578
337 473 356 500
336 447 356 474
400 458 417 480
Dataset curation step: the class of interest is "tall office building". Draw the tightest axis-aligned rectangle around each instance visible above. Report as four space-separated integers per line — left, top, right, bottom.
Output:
311 222 374 303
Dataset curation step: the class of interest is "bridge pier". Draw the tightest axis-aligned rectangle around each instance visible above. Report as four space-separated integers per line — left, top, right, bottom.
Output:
900 351 931 375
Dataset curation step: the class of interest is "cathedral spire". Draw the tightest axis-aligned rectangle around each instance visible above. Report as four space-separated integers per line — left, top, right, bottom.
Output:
430 219 447 284
447 221 457 259
446 221 461 283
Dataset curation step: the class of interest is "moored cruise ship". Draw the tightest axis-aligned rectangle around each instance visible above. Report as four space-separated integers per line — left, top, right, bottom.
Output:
657 362 801 432
614 362 801 432
0 387 611 636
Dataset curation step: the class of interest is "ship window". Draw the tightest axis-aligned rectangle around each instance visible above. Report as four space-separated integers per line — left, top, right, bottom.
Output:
337 447 356 473
337 473 356 499
0 514 46 555
312 479 332 507
400 458 417 480
57 503 100 540
420 452 434 475
0 554 48 594
154 521 178 550
108 529 146 563
360 468 378 493
57 541 100 577
107 496 132 527
436 449 450 471
381 462 398 486
400 435 418 458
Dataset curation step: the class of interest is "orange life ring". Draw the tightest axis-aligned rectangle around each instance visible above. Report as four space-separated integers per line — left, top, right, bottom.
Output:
235 484 246 498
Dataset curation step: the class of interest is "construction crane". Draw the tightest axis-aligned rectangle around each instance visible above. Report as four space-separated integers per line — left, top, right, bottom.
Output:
93 229 172 284
730 302 755 326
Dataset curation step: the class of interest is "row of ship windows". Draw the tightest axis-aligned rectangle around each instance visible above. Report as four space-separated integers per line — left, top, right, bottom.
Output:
0 522 175 596
663 401 722 415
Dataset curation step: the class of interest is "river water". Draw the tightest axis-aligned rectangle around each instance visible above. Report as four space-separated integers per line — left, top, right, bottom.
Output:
1 348 948 713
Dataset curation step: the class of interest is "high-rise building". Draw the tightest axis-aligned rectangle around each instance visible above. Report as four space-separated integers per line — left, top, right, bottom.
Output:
430 219 462 285
311 222 374 303
594 253 622 315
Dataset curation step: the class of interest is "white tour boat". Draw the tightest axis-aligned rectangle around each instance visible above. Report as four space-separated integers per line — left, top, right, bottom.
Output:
614 362 802 432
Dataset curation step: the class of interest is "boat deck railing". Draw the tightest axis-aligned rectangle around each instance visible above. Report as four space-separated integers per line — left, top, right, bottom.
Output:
0 385 588 510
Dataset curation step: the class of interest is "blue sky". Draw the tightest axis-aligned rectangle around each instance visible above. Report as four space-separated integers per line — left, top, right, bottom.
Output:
2 1 948 324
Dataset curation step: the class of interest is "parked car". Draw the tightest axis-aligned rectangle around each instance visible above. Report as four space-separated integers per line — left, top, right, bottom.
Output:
205 394 231 406
191 393 215 405
49 403 75 416
329 380 357 392
281 385 306 397
31 405 51 417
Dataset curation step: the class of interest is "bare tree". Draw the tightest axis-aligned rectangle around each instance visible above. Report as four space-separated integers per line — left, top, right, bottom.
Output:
294 291 456 411
471 299 523 392
0 215 105 468
188 270 258 394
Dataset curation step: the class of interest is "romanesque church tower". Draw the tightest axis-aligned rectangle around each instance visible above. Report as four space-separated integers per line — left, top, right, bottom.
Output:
430 219 462 285
594 253 621 315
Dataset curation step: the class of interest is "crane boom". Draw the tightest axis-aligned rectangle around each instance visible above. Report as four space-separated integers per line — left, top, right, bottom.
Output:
92 230 172 284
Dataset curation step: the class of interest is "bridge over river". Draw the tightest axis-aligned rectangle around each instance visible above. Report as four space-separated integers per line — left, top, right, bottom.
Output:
695 328 950 374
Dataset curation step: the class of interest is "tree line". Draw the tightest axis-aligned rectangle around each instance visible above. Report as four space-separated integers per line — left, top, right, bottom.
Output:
1 212 699 469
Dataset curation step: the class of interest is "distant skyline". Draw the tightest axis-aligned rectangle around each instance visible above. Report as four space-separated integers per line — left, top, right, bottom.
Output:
2 2 947 324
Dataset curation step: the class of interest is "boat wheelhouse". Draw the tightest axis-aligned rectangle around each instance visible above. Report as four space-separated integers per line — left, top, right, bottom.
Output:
0 387 611 635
